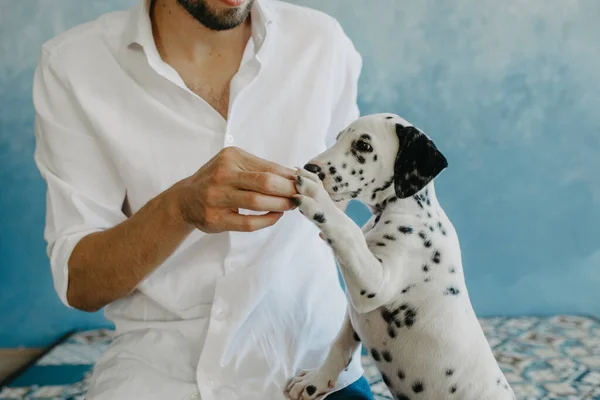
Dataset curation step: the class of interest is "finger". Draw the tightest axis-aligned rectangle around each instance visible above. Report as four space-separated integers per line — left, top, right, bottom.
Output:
234 172 297 198
237 151 296 179
222 211 284 232
221 190 296 212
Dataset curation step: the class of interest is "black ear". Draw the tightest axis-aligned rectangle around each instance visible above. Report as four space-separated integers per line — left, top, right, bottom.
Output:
394 124 448 198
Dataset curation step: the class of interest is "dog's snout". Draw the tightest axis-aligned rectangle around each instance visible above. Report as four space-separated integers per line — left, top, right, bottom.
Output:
303 163 322 174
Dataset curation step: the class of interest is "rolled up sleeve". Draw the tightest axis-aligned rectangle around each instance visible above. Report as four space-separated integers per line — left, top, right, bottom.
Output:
325 22 363 148
32 48 127 307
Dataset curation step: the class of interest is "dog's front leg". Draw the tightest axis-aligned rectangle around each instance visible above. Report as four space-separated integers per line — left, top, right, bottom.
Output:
285 311 360 400
294 169 397 313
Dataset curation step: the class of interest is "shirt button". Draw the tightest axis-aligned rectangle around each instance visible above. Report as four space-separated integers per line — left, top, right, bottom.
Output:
225 134 234 146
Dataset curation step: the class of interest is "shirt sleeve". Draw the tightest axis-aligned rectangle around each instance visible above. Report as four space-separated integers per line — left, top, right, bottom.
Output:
325 22 363 148
32 48 128 308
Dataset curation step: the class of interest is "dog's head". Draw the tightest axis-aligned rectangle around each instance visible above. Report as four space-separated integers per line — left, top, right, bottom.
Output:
304 113 448 203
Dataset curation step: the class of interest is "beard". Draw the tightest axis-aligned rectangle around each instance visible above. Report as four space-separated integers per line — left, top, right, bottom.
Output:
176 0 254 31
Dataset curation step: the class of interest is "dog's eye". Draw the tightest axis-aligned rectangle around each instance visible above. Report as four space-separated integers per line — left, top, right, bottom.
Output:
355 140 373 153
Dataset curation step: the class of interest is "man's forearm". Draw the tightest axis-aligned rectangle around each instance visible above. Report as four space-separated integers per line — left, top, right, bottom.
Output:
67 184 193 312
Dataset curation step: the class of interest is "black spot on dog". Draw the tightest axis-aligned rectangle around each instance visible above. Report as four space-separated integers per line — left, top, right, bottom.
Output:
327 162 331 165
367 293 376 298
398 226 413 234
371 349 381 362
359 169 363 175
374 215 381 225
446 369 454 376
360 289 366 295
423 240 432 248
351 170 356 175
345 182 349 187
335 176 343 183
387 326 396 338
371 193 377 201
388 196 398 203
357 155 366 164
427 212 432 218
429 225 435 232
376 257 383 263
444 286 460 296
326 238 333 245
329 166 337 175
437 221 443 230
424 277 431 282
381 372 391 386
383 234 396 241
342 163 347 169
386 116 394 119
412 381 424 393
305 385 316 396
318 172 326 181
396 394 411 400
384 220 391 224
371 178 376 183
398 369 406 380
422 264 429 272
418 231 427 239
450 386 457 394
373 154 378 162
401 284 415 294
382 350 393 362
432 250 441 264
361 177 365 182
449 267 456 274
333 186 338 192
313 213 326 223
403 306 417 327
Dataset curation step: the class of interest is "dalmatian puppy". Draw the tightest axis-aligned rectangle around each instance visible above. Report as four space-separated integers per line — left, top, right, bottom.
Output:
285 114 515 400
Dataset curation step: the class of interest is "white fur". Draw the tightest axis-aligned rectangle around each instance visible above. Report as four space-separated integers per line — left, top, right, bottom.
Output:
285 114 515 400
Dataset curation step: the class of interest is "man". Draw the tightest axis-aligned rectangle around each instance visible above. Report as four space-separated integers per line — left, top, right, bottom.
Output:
33 0 369 398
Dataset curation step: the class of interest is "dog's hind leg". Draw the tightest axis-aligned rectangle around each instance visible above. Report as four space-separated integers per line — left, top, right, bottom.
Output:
285 311 361 400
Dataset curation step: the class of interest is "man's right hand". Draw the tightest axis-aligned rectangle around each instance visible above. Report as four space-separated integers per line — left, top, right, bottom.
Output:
174 146 298 233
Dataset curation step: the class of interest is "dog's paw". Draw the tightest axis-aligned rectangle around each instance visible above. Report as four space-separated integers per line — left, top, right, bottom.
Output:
293 169 338 228
284 369 336 400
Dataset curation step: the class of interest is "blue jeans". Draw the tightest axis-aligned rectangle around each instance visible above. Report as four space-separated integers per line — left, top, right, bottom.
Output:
327 376 374 400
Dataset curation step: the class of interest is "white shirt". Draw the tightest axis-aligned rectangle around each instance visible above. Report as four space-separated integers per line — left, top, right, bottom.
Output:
32 0 363 399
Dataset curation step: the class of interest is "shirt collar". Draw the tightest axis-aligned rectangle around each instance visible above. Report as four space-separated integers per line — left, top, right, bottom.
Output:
122 0 275 53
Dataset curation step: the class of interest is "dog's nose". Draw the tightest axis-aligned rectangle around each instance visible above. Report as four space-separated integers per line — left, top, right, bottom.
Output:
303 163 322 174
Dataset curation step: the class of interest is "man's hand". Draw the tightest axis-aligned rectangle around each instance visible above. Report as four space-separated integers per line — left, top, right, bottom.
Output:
175 146 298 233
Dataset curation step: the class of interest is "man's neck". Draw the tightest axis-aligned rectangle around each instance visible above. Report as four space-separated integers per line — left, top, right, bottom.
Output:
151 0 252 64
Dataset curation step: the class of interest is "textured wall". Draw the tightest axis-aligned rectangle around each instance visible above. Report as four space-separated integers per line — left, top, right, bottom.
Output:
0 0 599 347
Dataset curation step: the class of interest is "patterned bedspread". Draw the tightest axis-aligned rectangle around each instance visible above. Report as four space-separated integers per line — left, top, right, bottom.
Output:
0 315 598 399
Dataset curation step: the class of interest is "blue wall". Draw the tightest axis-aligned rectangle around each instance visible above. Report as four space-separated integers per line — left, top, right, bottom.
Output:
1 0 599 348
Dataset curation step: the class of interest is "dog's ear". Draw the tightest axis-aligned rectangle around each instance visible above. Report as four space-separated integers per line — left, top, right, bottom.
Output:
393 124 448 198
